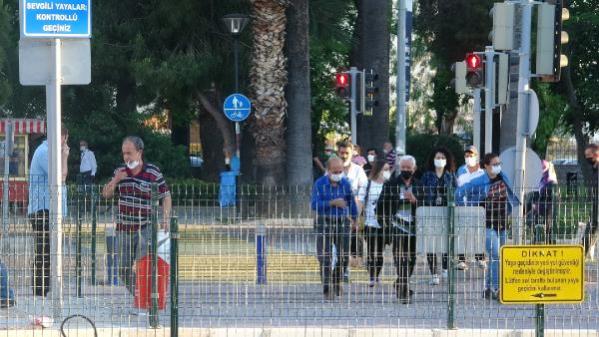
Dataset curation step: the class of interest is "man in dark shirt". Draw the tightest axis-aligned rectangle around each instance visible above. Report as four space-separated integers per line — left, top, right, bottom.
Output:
583 144 599 258
311 157 358 300
377 155 419 303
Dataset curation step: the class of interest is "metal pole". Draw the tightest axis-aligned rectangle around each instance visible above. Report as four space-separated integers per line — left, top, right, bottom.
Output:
350 67 358 144
170 216 179 337
473 89 482 151
91 190 97 285
2 121 12 235
256 223 267 284
447 189 456 329
396 0 407 155
233 37 241 162
76 186 82 297
484 46 495 154
515 1 532 246
48 38 63 320
149 184 159 328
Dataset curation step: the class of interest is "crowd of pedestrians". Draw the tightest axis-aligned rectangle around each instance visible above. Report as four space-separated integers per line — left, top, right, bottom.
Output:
311 140 599 303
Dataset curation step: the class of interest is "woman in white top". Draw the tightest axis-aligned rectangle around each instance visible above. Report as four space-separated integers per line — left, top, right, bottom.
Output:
359 158 392 287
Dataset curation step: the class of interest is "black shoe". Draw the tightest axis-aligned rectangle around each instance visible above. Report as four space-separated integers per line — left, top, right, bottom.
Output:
0 298 15 308
323 291 335 301
483 289 499 300
335 284 344 297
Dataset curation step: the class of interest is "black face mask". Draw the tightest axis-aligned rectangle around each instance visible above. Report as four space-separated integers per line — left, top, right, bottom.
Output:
587 157 596 166
400 170 413 180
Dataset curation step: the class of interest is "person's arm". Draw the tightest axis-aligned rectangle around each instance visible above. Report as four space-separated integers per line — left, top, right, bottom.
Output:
61 141 69 183
313 157 326 173
90 152 97 176
102 169 127 198
311 181 330 213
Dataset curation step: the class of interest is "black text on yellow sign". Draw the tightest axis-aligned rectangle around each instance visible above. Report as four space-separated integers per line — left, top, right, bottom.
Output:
500 245 584 304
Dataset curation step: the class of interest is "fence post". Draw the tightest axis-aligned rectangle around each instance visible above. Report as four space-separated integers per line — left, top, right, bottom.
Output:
446 189 456 329
170 216 179 337
256 222 267 285
534 223 545 337
76 185 83 297
149 183 160 328
91 187 97 285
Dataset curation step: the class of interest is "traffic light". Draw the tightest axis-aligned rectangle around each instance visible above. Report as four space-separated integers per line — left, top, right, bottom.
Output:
451 61 467 94
489 2 515 51
465 53 484 88
536 0 569 82
362 69 378 116
335 72 350 99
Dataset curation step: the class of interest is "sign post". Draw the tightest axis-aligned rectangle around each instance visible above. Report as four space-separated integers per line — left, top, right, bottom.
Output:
19 0 92 321
223 93 252 167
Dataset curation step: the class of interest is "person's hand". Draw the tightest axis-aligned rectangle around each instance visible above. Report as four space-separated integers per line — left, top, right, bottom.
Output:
329 198 347 208
61 142 70 158
113 169 128 184
404 191 417 204
350 218 359 231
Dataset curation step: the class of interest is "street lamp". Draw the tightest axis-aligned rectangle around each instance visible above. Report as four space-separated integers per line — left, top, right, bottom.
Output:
222 14 250 92
222 13 250 167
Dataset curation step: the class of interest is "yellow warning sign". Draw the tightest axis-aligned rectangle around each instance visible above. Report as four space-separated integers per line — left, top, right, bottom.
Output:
500 245 584 304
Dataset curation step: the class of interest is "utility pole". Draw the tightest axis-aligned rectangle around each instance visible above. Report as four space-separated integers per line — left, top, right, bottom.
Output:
396 0 407 155
484 47 495 154
473 89 482 151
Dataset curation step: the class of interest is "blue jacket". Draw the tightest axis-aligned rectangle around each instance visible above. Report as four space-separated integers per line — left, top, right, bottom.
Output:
311 175 358 219
420 170 456 206
455 172 520 214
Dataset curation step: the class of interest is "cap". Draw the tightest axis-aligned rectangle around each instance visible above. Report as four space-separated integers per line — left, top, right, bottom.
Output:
464 145 478 155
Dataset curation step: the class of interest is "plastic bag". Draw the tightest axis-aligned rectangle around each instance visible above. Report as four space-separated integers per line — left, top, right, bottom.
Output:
157 230 170 264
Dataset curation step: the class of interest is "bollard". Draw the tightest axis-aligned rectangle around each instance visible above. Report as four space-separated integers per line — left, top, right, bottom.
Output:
446 190 456 329
149 183 160 328
256 223 267 285
91 189 97 285
170 216 179 337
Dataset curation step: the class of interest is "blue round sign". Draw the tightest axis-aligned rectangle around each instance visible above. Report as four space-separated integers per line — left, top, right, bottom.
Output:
223 94 252 122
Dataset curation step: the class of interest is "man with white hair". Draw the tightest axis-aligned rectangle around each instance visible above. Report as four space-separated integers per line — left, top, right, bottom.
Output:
376 155 420 303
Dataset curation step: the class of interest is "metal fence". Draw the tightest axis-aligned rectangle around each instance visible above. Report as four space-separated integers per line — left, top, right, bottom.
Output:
0 179 597 336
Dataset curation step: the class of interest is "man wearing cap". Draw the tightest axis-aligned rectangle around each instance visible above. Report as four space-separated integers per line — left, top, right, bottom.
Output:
455 145 486 271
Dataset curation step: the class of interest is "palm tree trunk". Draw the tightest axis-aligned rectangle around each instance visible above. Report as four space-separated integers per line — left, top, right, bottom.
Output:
249 0 290 186
285 0 312 186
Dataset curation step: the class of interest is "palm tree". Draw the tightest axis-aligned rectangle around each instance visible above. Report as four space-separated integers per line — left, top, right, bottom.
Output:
249 0 290 186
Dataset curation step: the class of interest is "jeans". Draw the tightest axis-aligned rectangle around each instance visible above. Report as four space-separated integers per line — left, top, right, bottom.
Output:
315 218 350 294
0 261 14 300
365 226 385 280
485 228 507 291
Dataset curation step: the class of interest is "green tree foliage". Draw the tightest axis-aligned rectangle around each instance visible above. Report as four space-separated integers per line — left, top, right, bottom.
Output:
413 0 494 134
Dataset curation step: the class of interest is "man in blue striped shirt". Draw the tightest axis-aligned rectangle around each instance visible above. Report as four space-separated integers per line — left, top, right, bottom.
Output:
311 157 357 300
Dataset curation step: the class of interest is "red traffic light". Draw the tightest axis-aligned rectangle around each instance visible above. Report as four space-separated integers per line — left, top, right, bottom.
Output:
335 73 350 88
466 53 483 70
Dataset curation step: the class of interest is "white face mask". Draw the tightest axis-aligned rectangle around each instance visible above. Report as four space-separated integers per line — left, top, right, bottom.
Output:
80 146 86 152
367 155 376 163
465 157 478 167
434 159 447 169
330 173 344 182
126 160 140 170
491 165 502 175
382 171 392 181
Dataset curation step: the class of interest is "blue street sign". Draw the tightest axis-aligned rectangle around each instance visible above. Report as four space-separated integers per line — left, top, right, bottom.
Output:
223 94 252 122
22 0 91 38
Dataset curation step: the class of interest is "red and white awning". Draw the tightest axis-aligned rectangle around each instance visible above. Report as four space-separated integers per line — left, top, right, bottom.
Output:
0 119 46 134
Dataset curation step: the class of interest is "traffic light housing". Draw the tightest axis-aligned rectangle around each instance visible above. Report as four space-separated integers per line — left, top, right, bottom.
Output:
362 69 378 116
536 0 569 82
465 53 484 88
451 61 468 94
335 72 350 99
489 2 515 51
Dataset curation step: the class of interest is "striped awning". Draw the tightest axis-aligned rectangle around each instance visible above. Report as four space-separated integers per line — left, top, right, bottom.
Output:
0 119 46 134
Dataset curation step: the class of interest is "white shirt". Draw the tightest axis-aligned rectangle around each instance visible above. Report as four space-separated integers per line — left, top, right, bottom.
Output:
80 149 97 176
344 162 368 198
359 180 384 228
457 167 484 187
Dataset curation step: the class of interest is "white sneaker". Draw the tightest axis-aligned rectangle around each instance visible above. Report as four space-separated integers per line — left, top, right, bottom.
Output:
430 274 440 285
456 261 469 270
442 269 448 279
369 278 375 288
477 259 488 270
